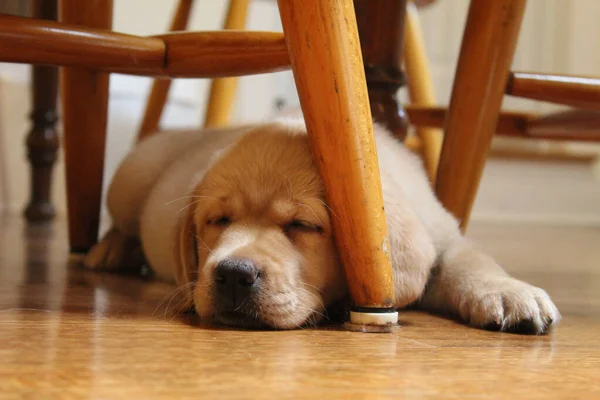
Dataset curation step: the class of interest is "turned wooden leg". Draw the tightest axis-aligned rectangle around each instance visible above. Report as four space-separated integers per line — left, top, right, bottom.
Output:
278 0 397 331
203 0 250 128
354 0 409 141
137 0 194 141
59 0 113 253
403 2 443 184
24 0 59 223
435 0 526 230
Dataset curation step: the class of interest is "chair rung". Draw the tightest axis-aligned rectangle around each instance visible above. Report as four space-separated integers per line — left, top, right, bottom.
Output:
405 105 600 142
154 31 290 78
0 14 291 78
0 14 165 74
405 105 532 136
523 110 600 142
506 72 600 111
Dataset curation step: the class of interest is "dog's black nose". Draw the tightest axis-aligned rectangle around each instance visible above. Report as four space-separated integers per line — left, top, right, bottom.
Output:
214 259 259 309
215 259 258 286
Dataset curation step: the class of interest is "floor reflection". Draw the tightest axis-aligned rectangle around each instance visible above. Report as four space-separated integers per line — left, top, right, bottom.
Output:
0 216 599 398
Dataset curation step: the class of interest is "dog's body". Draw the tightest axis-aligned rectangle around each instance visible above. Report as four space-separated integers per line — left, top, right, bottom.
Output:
85 119 560 333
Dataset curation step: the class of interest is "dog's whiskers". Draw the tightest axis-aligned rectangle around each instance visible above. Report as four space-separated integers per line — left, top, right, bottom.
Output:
165 194 221 206
277 171 295 199
298 284 327 317
293 203 323 225
195 235 214 255
233 296 251 313
176 199 205 215
305 197 338 220
153 281 196 319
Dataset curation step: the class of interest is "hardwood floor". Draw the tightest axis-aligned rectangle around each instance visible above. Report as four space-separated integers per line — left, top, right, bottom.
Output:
0 215 599 399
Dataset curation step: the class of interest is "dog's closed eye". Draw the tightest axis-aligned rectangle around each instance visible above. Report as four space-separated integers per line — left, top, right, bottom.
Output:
207 216 231 227
206 215 323 235
283 220 323 235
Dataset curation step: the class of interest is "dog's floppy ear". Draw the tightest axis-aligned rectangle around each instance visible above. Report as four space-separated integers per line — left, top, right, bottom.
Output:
173 201 198 310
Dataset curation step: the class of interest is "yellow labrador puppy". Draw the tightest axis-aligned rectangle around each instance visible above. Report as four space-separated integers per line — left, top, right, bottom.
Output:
85 118 560 333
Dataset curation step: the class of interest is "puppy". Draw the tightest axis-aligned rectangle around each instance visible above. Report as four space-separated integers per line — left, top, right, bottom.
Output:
85 119 560 333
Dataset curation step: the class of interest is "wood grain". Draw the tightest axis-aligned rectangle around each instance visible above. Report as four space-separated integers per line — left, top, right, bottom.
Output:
59 0 112 252
406 105 533 137
0 13 165 74
435 0 527 231
406 106 600 143
137 0 195 140
521 109 600 142
1 216 599 399
204 0 250 128
24 0 60 223
0 14 290 78
403 1 443 183
278 0 395 309
156 31 290 78
354 0 409 140
168 0 195 32
507 72 600 111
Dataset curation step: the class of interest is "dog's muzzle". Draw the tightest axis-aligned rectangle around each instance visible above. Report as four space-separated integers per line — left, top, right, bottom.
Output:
213 258 264 327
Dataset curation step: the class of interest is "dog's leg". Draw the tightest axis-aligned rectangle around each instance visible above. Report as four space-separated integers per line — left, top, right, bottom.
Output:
83 227 145 271
419 238 560 334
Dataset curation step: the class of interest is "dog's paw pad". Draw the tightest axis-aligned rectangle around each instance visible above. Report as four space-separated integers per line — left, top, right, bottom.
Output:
503 318 539 335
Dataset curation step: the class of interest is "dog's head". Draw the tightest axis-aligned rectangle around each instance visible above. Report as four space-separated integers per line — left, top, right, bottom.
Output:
175 125 346 329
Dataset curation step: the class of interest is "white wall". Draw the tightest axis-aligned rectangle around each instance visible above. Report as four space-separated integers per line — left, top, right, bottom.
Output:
0 0 599 220
415 0 600 110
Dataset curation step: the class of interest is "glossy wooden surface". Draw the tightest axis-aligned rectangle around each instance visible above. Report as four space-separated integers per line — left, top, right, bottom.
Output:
1 216 599 398
405 105 533 137
354 0 409 140
435 0 526 231
406 106 600 143
403 2 443 183
0 14 290 78
137 0 195 140
155 31 290 78
203 0 250 128
0 13 165 75
507 72 600 111
59 0 112 252
24 0 59 223
279 0 395 309
525 110 600 141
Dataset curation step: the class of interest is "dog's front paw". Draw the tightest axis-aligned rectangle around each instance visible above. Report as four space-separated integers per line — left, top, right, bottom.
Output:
458 278 560 334
83 228 144 271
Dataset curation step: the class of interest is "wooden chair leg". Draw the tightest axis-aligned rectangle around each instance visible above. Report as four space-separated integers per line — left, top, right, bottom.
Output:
278 0 397 330
354 0 409 141
24 0 59 223
136 0 194 141
203 0 250 128
403 1 443 184
435 0 527 231
59 0 113 253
